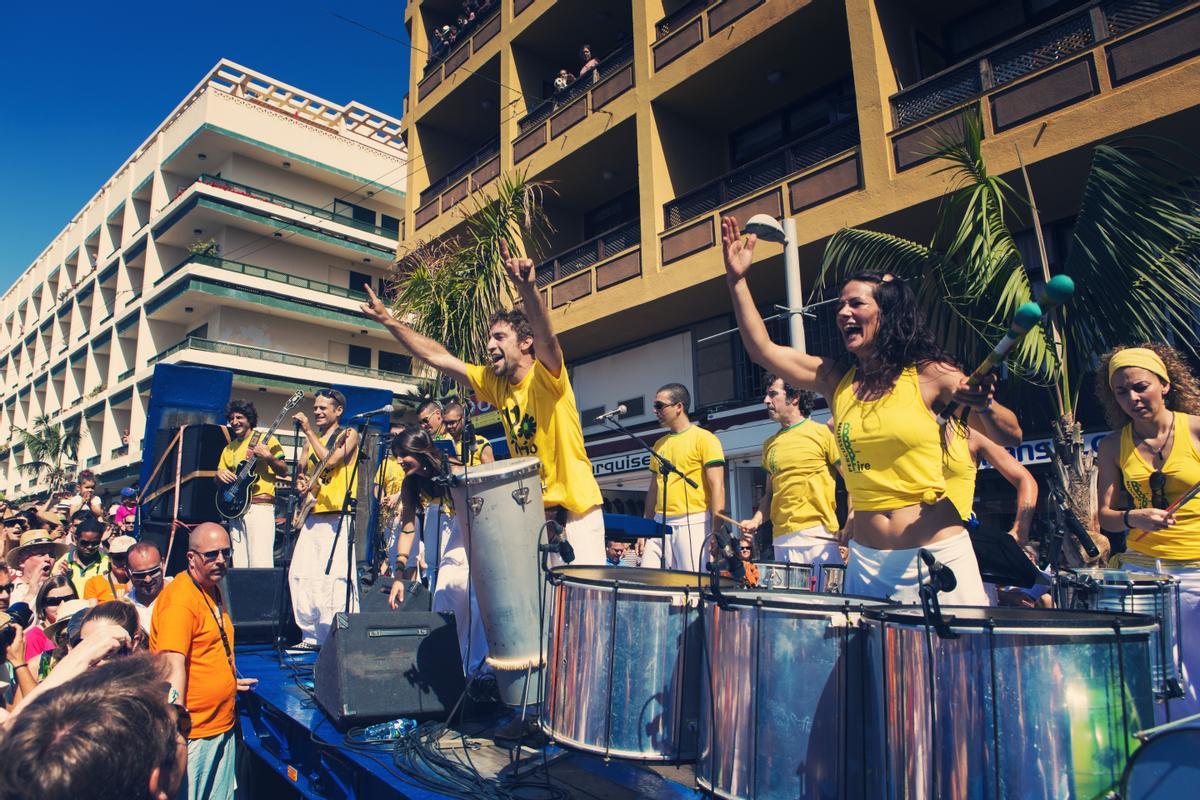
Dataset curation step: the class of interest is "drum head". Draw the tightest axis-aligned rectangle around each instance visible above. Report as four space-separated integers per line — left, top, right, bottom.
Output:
453 456 541 485
865 605 1159 632
1122 729 1200 799
549 565 737 589
711 588 888 611
1065 568 1175 589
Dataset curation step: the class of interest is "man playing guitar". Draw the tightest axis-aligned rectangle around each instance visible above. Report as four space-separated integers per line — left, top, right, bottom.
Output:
289 389 360 649
215 400 288 568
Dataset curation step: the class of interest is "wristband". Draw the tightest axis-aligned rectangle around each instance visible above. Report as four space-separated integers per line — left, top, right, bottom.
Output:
11 662 28 670
1123 509 1132 529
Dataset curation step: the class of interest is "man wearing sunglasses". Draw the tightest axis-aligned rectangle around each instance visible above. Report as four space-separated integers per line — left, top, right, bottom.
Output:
151 522 256 800
641 383 726 572
52 516 108 596
83 535 137 603
126 541 170 633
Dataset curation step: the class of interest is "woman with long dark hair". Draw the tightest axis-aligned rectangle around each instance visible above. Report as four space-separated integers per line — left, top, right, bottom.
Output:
386 426 488 677
1096 342 1200 722
722 216 1022 603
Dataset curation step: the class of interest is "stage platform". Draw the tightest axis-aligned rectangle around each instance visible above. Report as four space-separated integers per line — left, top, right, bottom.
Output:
236 646 701 799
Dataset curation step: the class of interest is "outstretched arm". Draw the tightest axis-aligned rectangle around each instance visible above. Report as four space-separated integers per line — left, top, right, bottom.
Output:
721 217 836 394
360 284 471 386
500 240 564 375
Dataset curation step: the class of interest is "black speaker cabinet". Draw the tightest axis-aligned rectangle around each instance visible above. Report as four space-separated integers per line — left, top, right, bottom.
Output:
314 611 464 725
137 519 190 578
220 568 300 646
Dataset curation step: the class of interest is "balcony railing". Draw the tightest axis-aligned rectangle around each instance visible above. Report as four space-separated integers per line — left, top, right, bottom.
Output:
536 220 641 287
665 118 859 229
195 174 398 239
655 0 718 41
417 7 502 101
150 337 430 389
892 0 1188 128
158 253 369 301
419 138 501 207
111 444 129 458
86 455 100 467
423 2 500 76
518 45 634 133
118 368 135 382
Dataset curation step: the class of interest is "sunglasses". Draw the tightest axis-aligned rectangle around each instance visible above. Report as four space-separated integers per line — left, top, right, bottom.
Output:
653 401 679 411
739 546 752 553
1150 470 1169 510
44 594 73 607
170 703 193 739
189 547 232 563
76 539 101 550
130 566 163 580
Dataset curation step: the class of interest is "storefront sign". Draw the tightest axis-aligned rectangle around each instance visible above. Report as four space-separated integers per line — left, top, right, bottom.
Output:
592 450 654 477
981 431 1109 469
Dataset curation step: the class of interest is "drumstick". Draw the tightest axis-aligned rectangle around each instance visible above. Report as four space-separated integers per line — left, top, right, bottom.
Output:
1165 479 1200 515
714 512 839 542
937 302 1043 425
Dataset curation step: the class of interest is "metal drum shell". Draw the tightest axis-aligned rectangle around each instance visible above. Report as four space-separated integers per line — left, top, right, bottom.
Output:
753 561 813 591
449 456 545 706
698 590 887 800
543 567 733 762
1055 568 1185 700
863 605 1158 800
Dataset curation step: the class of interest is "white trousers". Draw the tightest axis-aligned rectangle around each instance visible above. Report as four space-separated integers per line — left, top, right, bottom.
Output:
289 512 359 646
422 505 489 676
641 511 711 573
230 503 276 569
1121 558 1200 726
846 530 989 606
774 525 844 585
550 505 606 567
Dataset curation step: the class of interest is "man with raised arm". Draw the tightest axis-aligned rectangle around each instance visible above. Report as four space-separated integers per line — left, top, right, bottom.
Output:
360 241 604 564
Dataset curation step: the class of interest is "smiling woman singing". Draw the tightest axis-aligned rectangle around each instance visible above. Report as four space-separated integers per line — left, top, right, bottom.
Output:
720 215 1022 604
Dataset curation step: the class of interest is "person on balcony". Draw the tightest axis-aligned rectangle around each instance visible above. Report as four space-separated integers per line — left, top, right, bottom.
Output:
578 45 599 80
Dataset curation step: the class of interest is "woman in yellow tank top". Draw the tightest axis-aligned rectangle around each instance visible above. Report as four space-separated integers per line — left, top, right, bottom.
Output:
1096 343 1200 721
722 216 1022 604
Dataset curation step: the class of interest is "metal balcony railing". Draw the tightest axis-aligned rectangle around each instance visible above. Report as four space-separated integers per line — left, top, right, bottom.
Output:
423 4 500 75
196 174 398 239
518 44 635 133
149 337 430 389
654 0 718 41
158 254 369 301
117 368 135 382
419 138 501 207
664 119 860 229
891 0 1187 128
536 220 641 287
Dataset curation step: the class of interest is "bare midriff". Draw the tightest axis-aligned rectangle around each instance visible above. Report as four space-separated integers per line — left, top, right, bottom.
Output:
848 498 963 550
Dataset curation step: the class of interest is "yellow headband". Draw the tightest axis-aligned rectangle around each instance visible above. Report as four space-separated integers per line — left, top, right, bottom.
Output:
1107 347 1169 384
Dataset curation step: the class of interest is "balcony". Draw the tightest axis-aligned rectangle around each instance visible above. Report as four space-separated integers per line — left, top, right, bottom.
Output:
111 444 129 459
149 337 430 390
194 174 398 239
513 44 635 165
86 455 101 468
537 220 642 309
413 139 501 231
889 0 1199 169
664 119 860 229
157 253 369 303
418 7 502 102
117 367 135 382
652 0 767 71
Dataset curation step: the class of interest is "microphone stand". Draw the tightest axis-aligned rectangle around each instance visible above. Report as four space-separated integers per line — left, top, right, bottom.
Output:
274 420 303 650
325 418 370 616
601 414 697 561
361 431 392 587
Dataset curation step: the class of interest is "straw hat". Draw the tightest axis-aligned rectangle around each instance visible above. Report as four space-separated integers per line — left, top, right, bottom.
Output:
107 535 137 556
5 529 69 569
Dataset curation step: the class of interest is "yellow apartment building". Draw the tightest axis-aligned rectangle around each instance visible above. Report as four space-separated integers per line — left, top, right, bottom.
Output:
402 0 1198 518
0 60 419 498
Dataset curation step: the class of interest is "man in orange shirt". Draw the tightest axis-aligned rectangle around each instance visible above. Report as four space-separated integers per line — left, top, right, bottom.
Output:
82 535 136 602
151 522 257 800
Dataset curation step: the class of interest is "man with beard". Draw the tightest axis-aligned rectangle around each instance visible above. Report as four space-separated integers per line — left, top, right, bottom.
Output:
152 523 256 800
442 401 495 466
215 399 287 568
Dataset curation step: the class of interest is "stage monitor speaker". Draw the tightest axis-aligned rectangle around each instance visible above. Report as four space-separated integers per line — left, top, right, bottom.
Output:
314 611 464 725
221 568 300 646
359 578 432 614
138 519 189 578
141 424 228 523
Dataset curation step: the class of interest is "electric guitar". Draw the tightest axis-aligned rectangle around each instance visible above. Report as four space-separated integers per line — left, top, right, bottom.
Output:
215 390 305 520
291 427 351 529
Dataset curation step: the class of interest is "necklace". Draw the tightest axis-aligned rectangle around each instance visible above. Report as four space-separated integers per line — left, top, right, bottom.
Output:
1136 413 1175 468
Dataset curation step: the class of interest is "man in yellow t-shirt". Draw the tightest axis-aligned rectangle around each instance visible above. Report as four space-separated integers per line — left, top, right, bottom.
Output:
215 400 287 569
443 401 495 467
642 383 726 572
359 242 605 566
289 389 361 647
738 374 842 581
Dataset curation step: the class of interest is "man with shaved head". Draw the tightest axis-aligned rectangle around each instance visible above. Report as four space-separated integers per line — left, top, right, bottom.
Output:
151 523 256 800
126 541 171 632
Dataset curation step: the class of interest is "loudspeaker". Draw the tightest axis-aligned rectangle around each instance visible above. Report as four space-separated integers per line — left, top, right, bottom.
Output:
141 424 228 522
221 568 300 645
138 519 190 577
314 611 465 725
358 578 432 614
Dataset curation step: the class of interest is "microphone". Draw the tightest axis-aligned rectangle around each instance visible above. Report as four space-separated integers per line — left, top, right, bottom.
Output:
919 548 957 593
348 403 394 421
594 404 627 422
538 521 576 563
711 523 745 583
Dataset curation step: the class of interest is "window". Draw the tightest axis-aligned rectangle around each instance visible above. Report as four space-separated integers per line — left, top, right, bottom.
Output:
729 79 856 167
381 214 400 235
348 344 371 368
378 351 411 374
349 271 372 294
583 191 639 240
334 200 377 227
186 324 208 341
692 316 735 407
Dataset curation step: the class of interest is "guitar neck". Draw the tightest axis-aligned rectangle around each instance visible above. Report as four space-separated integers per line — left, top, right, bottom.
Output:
236 391 304 477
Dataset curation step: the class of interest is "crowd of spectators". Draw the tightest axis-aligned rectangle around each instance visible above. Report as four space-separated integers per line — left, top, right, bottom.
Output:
429 0 497 62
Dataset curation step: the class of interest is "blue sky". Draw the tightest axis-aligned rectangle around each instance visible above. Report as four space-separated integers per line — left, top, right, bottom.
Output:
0 1 411 288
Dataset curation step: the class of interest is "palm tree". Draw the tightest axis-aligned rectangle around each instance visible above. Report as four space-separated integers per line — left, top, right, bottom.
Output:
14 415 84 498
818 111 1200 564
389 172 553 381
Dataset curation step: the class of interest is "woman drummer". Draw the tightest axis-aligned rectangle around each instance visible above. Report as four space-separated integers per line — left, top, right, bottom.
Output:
387 426 488 678
721 216 1022 603
1096 343 1200 722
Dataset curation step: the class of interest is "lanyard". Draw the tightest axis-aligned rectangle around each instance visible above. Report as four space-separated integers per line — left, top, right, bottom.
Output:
194 576 235 675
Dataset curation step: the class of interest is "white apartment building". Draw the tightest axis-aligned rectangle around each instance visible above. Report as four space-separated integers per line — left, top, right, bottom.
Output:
0 60 421 496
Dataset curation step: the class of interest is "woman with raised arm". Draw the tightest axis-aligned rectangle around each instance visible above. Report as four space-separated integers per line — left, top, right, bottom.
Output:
1096 343 1200 722
721 216 1022 604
